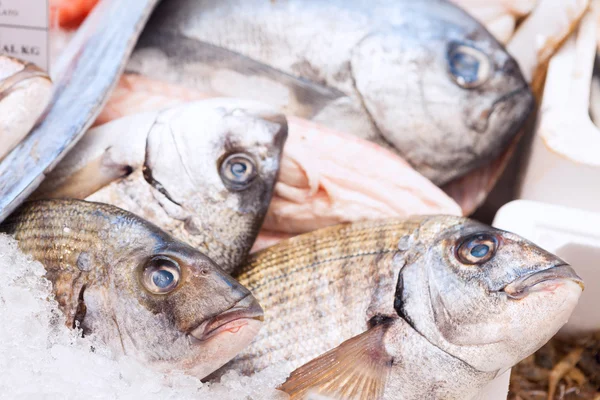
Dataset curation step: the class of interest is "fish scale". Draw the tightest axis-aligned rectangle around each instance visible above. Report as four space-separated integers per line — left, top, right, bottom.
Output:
220 215 583 399
222 219 419 375
0 198 266 380
0 200 149 299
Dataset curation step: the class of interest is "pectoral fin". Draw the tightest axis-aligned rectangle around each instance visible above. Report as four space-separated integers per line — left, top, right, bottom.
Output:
279 323 393 400
33 112 155 199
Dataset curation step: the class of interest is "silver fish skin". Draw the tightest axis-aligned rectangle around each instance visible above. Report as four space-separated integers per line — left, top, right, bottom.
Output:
128 0 534 186
35 99 288 274
0 199 264 379
217 216 582 399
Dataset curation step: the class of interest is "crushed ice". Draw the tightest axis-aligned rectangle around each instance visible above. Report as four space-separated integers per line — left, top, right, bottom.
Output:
0 234 289 399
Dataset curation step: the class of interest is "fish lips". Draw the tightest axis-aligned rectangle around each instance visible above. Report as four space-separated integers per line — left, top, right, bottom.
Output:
470 85 534 134
502 264 584 300
190 295 264 342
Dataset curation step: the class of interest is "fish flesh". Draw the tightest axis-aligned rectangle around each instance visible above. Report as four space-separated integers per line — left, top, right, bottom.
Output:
126 0 535 186
0 199 264 379
0 56 52 161
262 116 462 234
215 217 582 399
35 99 288 274
82 75 460 247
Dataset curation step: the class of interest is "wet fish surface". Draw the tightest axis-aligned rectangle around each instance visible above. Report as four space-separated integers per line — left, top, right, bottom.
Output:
215 216 582 399
128 0 534 186
0 199 264 379
35 99 288 274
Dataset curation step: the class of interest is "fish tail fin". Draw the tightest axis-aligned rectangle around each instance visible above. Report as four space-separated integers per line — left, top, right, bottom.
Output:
278 322 393 400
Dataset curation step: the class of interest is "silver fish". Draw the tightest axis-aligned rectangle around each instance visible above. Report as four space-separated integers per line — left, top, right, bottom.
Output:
216 216 583 399
35 98 288 274
127 0 534 186
0 199 264 379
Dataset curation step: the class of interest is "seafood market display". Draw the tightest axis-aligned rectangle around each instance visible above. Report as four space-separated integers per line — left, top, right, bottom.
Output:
35 99 287 274
0 199 263 379
0 0 597 399
128 0 535 187
218 217 583 399
81 75 462 244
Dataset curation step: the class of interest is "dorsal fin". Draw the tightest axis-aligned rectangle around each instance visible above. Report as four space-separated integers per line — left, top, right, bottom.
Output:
279 322 394 400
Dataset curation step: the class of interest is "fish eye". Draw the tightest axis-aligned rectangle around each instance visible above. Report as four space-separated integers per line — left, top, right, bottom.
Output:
456 233 498 265
219 153 258 191
447 42 491 89
142 257 181 294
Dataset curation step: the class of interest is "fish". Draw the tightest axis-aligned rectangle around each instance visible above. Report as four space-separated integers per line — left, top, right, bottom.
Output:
34 98 287 274
0 0 159 222
449 0 538 44
0 199 264 379
89 75 462 247
214 217 583 399
0 56 52 161
125 0 535 186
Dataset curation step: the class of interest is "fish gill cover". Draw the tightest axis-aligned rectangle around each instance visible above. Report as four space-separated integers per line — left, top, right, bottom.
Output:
0 234 288 400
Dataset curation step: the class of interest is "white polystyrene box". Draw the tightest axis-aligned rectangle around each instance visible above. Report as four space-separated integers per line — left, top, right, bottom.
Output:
477 199 600 400
518 8 600 212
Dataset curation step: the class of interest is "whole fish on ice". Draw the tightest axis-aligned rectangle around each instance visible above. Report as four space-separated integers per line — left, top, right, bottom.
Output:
215 217 582 399
127 0 535 186
0 199 264 379
35 99 287 273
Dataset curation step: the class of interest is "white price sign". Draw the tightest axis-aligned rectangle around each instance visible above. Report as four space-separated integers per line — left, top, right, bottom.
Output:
0 0 49 71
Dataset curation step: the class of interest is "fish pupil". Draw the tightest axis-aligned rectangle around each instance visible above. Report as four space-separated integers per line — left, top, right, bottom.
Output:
450 52 479 84
471 244 489 258
231 162 247 177
153 269 174 288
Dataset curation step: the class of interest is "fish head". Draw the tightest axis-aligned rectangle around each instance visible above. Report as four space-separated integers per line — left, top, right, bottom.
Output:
142 98 287 272
98 229 264 379
394 216 583 373
353 1 534 185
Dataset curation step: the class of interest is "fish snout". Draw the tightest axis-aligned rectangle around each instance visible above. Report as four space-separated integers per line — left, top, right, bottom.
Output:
190 294 264 341
466 85 534 134
502 264 584 300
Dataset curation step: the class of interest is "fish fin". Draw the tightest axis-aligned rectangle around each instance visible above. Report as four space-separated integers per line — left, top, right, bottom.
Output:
33 150 132 200
279 323 393 400
33 113 154 199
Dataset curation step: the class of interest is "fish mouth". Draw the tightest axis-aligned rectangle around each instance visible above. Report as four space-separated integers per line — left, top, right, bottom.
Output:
502 264 584 300
471 85 533 133
189 295 264 342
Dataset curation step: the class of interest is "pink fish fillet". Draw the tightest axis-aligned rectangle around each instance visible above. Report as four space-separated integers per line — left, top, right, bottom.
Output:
95 74 462 250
